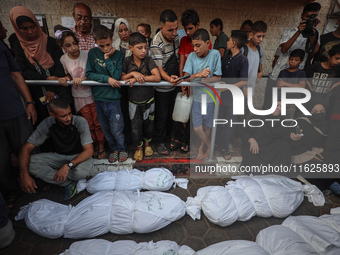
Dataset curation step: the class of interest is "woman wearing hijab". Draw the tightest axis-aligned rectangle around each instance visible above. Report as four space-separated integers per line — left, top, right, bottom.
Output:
241 102 297 167
112 18 132 57
10 6 72 126
324 86 340 164
291 100 328 165
292 99 335 191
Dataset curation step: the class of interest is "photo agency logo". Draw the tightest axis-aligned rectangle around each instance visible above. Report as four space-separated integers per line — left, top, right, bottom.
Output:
199 82 222 108
201 84 312 128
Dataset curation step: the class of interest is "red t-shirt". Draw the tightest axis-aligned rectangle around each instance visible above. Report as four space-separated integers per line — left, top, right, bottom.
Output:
178 36 213 63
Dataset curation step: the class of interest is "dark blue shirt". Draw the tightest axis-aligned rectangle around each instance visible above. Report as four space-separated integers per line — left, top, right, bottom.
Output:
221 51 248 105
0 41 25 121
278 69 306 98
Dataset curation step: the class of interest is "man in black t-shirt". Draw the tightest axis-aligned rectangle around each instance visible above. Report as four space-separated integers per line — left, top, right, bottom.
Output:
19 99 94 200
314 14 340 63
305 44 340 108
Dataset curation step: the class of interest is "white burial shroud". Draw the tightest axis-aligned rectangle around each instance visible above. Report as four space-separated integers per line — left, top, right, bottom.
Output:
15 190 186 239
60 213 340 254
186 174 325 227
76 168 188 194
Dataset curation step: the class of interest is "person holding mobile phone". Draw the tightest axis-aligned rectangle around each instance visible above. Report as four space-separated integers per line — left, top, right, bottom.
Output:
290 100 328 165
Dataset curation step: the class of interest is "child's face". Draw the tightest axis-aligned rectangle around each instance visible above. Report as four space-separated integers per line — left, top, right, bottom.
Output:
288 56 302 70
184 23 199 38
96 37 113 54
137 26 146 36
129 43 147 60
209 24 219 36
250 31 266 45
226 36 235 51
62 36 80 59
328 53 340 67
137 26 150 39
119 23 130 42
192 38 210 58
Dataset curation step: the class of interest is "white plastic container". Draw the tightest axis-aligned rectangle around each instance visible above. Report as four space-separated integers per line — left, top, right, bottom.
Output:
172 92 193 123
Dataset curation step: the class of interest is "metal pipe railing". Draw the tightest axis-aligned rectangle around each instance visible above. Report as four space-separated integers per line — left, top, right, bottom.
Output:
25 80 220 162
25 80 194 86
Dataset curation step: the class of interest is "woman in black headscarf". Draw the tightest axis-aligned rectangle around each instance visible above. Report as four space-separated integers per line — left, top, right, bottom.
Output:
241 102 296 167
323 86 340 164
291 99 328 165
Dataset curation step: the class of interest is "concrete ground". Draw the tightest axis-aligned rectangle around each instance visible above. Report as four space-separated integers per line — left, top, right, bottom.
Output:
2 127 339 254
1 167 340 255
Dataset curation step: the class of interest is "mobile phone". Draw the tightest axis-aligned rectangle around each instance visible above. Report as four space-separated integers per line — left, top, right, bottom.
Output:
315 153 323 160
295 124 304 136
178 74 191 80
39 94 58 105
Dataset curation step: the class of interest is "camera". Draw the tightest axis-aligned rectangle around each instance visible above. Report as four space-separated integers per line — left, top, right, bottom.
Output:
302 14 320 38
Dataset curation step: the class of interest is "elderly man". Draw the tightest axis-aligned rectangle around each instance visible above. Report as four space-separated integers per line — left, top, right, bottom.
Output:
71 2 95 51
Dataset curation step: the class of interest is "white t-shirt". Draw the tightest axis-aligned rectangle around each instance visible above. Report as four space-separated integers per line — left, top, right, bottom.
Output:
270 27 320 80
60 50 94 112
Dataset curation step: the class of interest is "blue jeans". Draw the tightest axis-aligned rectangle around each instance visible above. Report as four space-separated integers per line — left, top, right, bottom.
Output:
95 101 126 152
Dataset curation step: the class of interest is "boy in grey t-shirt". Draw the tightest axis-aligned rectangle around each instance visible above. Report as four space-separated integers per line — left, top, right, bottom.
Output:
244 21 266 97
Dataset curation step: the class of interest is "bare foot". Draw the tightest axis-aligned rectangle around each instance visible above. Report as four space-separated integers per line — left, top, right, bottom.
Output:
204 149 210 160
196 144 204 160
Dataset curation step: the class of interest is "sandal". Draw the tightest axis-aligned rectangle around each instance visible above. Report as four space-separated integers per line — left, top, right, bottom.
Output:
144 146 153 157
221 150 232 160
157 143 170 155
134 149 143 161
180 143 189 153
119 151 128 163
108 151 118 163
97 150 107 159
228 143 235 153
170 139 181 150
93 148 99 158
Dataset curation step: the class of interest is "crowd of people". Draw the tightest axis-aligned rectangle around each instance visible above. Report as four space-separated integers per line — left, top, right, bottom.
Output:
1 2 340 245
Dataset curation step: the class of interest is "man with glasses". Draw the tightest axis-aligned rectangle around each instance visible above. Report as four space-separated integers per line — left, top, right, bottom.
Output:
71 3 95 51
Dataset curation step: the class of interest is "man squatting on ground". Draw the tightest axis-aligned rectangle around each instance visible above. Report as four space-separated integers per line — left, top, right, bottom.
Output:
19 98 94 200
